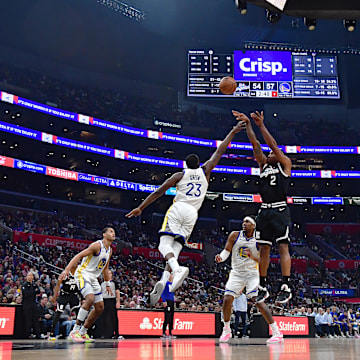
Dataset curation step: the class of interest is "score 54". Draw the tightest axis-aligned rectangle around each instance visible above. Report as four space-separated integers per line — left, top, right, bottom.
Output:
251 82 278 91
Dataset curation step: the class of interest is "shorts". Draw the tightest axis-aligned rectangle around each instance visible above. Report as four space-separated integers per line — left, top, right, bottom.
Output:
224 270 259 299
74 272 103 303
57 293 81 312
159 202 198 242
256 205 291 246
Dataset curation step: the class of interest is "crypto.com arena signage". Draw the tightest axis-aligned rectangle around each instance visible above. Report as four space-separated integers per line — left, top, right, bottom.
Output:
118 310 215 336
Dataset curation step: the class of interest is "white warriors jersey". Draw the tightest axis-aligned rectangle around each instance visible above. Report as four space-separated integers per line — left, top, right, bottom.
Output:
231 231 259 273
173 168 208 211
75 240 111 278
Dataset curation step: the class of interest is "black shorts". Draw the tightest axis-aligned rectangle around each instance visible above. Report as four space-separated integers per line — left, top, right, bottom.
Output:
256 205 291 246
57 293 80 312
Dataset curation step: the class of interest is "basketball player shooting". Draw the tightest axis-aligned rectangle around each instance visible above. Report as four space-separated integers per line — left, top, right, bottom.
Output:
232 110 292 304
126 119 245 305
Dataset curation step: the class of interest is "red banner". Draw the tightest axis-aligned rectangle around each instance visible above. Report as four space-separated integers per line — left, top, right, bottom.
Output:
0 307 15 335
270 258 308 273
117 310 215 336
12 231 116 251
270 316 309 336
132 247 203 262
186 242 203 250
306 223 360 235
0 155 14 168
324 260 360 270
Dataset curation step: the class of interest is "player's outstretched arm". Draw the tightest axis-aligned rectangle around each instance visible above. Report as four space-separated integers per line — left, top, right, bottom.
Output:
232 110 267 168
59 242 101 280
202 120 245 178
250 110 292 175
125 171 184 218
214 231 237 263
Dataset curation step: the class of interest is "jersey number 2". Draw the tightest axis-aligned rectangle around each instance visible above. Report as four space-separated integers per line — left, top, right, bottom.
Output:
186 183 201 197
270 175 277 186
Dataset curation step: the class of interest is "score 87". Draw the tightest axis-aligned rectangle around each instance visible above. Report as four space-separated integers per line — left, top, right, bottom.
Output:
265 82 278 91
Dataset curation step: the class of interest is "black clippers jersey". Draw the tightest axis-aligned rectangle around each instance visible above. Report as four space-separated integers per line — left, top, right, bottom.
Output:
259 162 289 203
60 276 78 296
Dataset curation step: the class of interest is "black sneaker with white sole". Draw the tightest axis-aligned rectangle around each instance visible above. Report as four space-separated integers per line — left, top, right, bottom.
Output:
150 281 165 305
276 284 292 304
255 286 270 303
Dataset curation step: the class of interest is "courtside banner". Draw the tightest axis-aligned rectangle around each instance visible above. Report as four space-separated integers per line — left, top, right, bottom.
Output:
117 310 215 336
0 307 15 335
12 231 116 251
270 316 309 336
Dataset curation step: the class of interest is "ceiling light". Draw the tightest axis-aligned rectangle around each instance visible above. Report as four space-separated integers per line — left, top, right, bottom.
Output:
343 19 356 32
235 0 247 15
304 17 316 31
266 9 281 24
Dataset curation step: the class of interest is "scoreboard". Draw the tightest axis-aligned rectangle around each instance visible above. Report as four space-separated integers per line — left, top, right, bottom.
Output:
187 50 340 99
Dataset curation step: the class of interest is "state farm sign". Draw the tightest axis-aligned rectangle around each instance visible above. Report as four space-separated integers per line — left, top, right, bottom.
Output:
0 307 15 335
118 310 215 336
270 316 309 336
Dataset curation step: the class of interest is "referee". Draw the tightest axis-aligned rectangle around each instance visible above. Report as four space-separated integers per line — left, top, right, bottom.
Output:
160 274 176 339
100 269 121 339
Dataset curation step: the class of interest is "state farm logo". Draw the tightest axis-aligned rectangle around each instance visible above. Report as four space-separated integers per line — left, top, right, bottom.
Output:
139 317 194 331
271 317 309 335
140 317 152 330
278 320 306 332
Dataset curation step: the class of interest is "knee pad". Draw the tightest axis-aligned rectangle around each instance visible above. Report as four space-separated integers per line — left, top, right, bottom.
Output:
158 235 175 257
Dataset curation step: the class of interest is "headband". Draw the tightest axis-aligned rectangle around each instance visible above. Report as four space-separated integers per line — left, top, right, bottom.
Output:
243 216 256 226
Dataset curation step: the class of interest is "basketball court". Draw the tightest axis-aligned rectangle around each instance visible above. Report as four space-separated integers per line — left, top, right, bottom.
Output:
2 338 360 360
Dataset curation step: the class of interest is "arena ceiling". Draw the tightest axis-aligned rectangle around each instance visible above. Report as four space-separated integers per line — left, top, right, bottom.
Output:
0 0 359 88
249 0 360 19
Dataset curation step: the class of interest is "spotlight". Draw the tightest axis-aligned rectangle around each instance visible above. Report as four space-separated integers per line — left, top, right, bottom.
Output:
235 0 247 15
266 9 281 24
304 17 316 31
343 19 356 32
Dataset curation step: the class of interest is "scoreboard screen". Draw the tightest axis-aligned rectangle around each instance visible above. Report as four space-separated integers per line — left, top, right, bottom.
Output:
187 49 340 99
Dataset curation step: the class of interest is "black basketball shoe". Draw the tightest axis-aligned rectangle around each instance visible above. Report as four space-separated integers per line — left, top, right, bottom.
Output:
255 285 270 303
276 284 292 304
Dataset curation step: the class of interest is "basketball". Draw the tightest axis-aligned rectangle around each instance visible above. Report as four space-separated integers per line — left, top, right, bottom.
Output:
219 76 237 95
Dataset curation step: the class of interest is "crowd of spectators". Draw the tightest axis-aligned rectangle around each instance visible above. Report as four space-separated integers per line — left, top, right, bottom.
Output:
0 203 358 339
0 61 359 145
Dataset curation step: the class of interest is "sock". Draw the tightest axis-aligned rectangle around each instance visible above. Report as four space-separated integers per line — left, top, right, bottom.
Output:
260 276 267 288
160 270 171 285
79 326 88 336
282 276 290 286
73 324 81 332
168 257 180 272
224 321 230 329
270 322 280 336
77 307 89 322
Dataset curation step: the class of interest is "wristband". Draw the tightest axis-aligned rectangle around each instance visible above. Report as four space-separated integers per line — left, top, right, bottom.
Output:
105 281 111 287
219 249 230 261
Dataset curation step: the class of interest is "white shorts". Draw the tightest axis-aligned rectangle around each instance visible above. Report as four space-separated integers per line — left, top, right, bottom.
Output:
75 271 103 303
159 202 198 241
224 270 259 299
